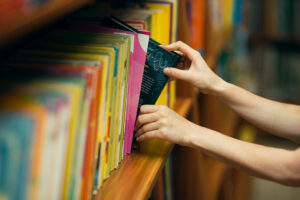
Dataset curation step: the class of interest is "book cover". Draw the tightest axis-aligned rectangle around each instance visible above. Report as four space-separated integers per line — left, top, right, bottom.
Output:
101 16 181 107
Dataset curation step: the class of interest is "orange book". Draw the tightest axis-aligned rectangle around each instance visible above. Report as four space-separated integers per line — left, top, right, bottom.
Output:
187 0 206 50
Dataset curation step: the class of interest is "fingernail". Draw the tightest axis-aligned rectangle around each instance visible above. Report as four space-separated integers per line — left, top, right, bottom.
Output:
164 68 170 74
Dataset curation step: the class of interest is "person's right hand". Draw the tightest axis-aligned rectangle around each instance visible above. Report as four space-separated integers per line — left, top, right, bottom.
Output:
162 41 224 94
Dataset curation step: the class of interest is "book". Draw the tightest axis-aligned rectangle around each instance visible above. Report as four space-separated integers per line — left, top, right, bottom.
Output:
101 16 181 107
0 111 35 200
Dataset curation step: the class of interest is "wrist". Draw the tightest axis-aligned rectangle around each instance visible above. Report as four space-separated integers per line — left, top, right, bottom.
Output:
184 123 205 148
209 76 230 97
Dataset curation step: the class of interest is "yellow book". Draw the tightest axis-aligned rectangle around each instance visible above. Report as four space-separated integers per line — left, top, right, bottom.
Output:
145 3 172 106
224 0 234 31
167 0 179 109
146 3 171 45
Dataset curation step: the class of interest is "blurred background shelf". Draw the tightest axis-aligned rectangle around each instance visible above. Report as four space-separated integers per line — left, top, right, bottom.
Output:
0 0 92 47
249 35 300 49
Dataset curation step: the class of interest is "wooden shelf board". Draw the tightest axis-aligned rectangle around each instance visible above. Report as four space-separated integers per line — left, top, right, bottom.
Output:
0 0 91 47
95 97 192 200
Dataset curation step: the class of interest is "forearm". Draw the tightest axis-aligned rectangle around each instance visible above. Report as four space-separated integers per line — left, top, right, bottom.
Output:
188 125 300 186
211 80 300 142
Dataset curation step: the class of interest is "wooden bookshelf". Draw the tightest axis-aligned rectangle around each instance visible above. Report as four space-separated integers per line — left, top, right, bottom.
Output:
0 0 92 48
0 0 245 199
95 97 192 200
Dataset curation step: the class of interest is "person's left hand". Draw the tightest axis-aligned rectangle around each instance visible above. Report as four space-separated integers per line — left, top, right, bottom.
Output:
135 105 196 146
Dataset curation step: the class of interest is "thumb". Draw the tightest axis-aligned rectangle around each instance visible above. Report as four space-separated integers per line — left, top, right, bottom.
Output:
164 67 189 81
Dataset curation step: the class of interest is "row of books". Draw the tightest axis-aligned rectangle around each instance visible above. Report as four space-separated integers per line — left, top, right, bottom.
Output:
207 0 244 32
250 45 300 102
248 0 300 39
0 1 181 200
217 33 300 102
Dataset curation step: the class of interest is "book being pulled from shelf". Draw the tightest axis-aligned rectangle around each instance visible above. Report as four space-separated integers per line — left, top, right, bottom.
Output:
0 1 181 200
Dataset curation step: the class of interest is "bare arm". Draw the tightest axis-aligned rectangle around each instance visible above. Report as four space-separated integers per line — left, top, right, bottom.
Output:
190 125 300 186
162 41 300 142
213 81 300 143
135 105 300 186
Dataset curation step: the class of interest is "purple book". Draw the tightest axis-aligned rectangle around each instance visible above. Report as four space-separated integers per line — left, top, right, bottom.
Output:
69 22 149 155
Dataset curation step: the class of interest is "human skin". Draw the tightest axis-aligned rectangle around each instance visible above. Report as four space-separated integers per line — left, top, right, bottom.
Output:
135 41 300 186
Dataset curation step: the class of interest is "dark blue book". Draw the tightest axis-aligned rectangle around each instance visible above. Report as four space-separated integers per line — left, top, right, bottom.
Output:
101 16 182 107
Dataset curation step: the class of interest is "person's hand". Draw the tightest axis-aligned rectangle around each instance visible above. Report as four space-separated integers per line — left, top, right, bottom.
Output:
162 41 224 94
135 105 196 146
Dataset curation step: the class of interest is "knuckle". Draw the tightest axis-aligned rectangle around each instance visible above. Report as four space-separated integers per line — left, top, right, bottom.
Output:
137 116 142 124
140 126 145 133
158 105 164 110
158 105 164 114
160 105 167 111
192 51 201 58
140 105 146 113
177 41 183 45
158 108 167 117
160 118 167 126
142 126 148 133
159 127 167 137
168 68 174 76
139 135 145 141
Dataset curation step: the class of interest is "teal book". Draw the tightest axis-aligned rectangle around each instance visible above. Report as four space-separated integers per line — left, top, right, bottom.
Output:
101 16 182 107
0 112 35 200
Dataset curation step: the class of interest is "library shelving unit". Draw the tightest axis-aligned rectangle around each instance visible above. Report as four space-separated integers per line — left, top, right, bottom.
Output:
0 2 195 200
0 1 242 200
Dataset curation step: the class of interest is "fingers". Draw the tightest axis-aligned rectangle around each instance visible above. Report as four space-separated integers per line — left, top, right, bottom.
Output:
161 41 199 61
140 105 159 114
135 122 159 137
135 112 158 131
136 130 160 142
164 67 189 81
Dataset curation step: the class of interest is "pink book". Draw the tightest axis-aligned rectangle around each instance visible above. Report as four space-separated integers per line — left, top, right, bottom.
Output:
69 22 149 155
